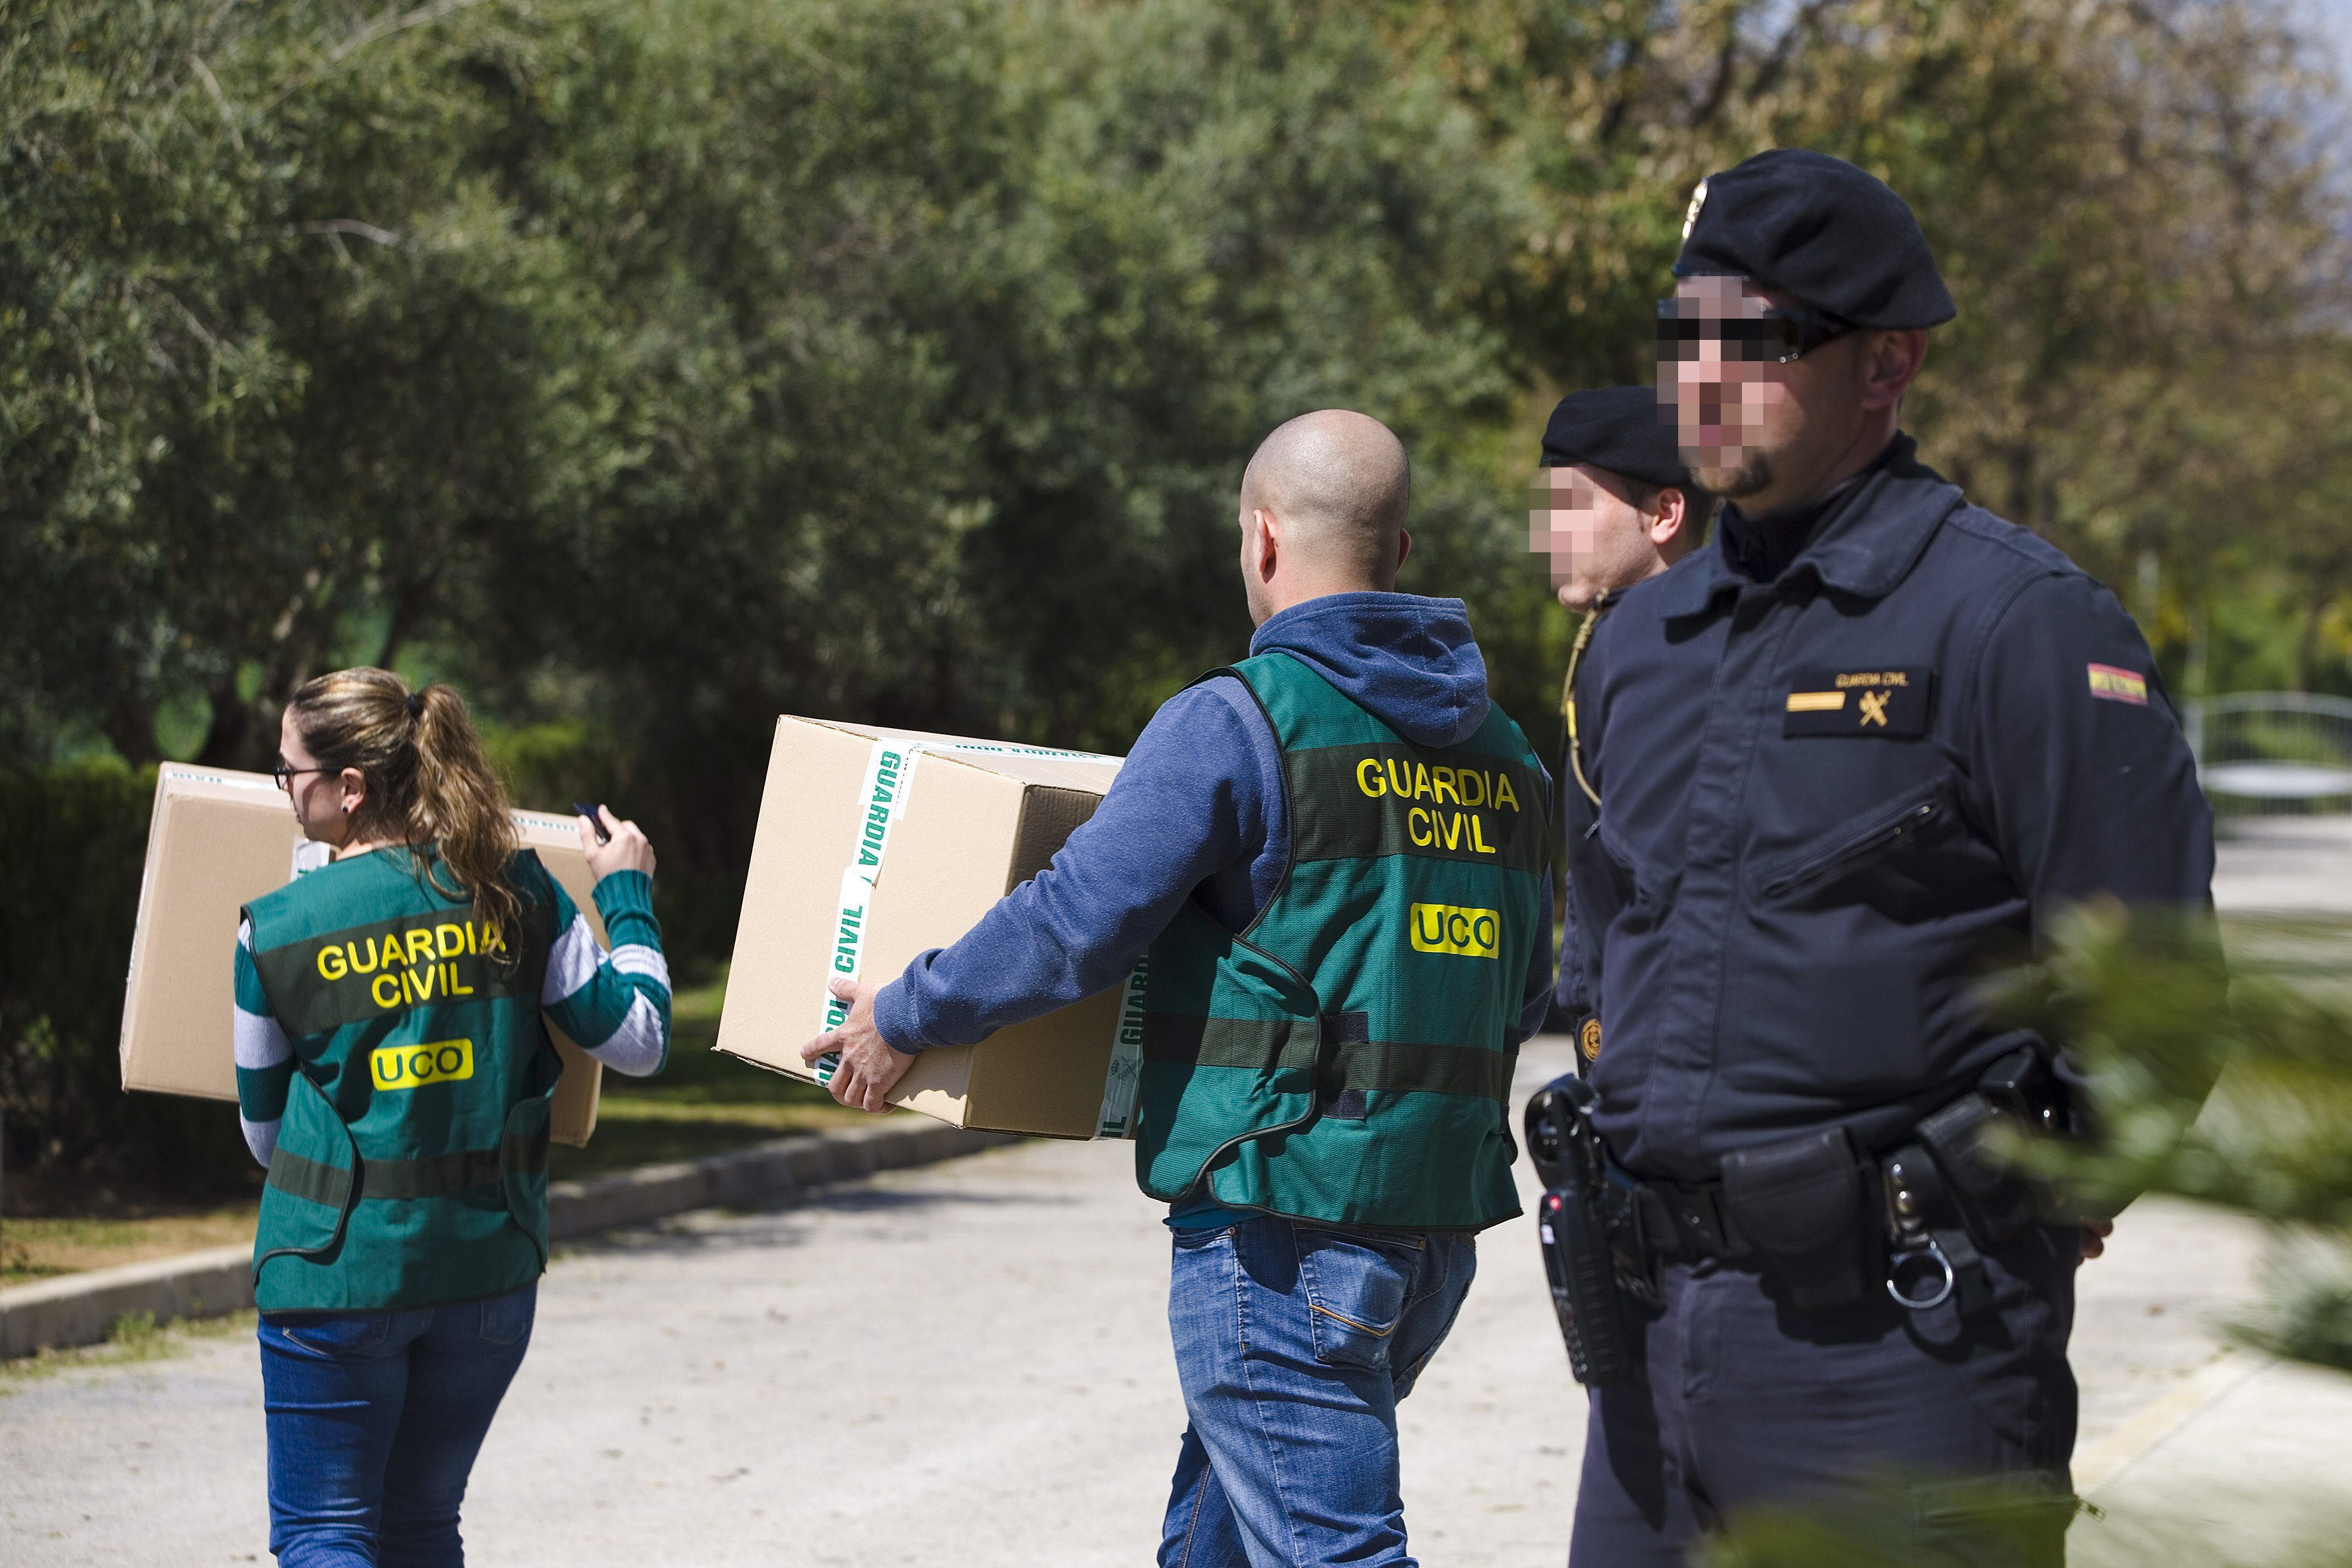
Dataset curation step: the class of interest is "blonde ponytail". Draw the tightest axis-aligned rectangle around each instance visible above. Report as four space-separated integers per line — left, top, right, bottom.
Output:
285 668 524 954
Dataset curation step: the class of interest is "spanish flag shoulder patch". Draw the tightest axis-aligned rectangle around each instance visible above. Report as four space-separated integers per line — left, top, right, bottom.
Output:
2086 663 2148 706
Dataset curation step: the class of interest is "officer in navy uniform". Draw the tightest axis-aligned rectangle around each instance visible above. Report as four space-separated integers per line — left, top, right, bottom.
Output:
1528 386 1713 1049
1557 149 2213 1564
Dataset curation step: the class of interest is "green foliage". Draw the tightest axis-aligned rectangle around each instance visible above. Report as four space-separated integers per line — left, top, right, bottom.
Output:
2241 1229 2352 1373
6 0 2352 1170
0 0 590 764
1992 907 2352 1238
1693 1474 2077 1567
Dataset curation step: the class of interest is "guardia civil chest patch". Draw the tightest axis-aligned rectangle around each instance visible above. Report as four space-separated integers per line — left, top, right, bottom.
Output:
1782 666 1934 738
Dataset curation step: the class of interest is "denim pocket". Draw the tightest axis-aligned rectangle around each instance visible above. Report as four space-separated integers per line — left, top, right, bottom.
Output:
1295 1225 1418 1372
270 1312 393 1358
477 1285 537 1348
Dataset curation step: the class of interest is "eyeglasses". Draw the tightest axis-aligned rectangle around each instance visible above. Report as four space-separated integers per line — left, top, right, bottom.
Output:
272 756 331 792
1655 299 1853 364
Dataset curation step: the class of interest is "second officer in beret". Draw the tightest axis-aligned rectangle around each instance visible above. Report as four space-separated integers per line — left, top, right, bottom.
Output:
1529 385 1713 1042
1552 149 2214 1563
1531 384 1714 615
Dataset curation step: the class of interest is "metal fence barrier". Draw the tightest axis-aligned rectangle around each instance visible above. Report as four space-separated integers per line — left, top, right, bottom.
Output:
2187 693 2352 816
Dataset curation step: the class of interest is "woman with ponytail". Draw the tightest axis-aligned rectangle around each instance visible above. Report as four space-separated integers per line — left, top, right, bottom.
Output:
233 668 669 1567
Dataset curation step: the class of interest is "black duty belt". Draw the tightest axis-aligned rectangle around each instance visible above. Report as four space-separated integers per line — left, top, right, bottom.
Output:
1529 1047 2072 1386
1613 1172 1754 1263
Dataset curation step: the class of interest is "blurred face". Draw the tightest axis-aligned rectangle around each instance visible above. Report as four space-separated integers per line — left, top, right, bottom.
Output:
1528 463 1678 614
1658 275 1867 506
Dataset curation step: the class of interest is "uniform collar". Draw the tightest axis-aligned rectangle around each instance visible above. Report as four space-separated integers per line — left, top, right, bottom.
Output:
1654 433 1960 617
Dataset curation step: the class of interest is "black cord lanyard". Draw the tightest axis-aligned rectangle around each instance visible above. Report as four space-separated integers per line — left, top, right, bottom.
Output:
1560 591 1610 809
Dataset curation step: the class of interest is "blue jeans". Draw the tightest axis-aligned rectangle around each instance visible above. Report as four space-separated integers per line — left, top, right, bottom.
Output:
1159 1215 1477 1568
258 1285 537 1568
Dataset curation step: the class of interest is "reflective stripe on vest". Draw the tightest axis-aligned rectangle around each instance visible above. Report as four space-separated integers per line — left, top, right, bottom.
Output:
266 1133 550 1207
1142 1014 1518 1101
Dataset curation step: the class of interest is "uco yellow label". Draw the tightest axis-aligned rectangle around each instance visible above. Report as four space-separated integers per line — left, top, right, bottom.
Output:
371 1038 475 1091
1408 903 1500 959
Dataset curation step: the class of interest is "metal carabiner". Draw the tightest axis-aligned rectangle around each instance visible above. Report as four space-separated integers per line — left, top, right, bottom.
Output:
1887 1237 1957 1311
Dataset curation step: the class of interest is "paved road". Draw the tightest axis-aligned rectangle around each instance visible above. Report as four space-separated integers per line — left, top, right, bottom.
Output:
2213 815 2352 915
7 1035 2348 1566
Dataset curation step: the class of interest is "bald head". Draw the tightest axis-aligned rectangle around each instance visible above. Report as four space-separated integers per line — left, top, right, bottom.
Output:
1239 410 1411 586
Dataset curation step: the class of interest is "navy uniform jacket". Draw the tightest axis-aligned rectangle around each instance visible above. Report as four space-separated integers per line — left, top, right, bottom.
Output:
1552 747 1596 1037
1561 435 2213 1183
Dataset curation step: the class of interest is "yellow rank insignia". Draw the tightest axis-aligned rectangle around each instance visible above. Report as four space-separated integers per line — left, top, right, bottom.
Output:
2086 663 2148 706
1783 666 1933 738
1579 1018 1603 1061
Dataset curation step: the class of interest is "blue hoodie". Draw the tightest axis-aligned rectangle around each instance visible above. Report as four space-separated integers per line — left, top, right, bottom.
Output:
871 592 1557 1212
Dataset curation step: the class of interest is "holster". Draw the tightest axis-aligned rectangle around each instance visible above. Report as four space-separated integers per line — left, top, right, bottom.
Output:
1526 1077 1638 1386
1918 1042 2071 1247
1915 1092 2039 1245
1719 1126 1883 1311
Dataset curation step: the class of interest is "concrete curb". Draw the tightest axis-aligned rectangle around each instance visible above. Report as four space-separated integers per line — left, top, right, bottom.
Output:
1 1120 1020 1359
0 1243 255 1362
546 1121 1016 1242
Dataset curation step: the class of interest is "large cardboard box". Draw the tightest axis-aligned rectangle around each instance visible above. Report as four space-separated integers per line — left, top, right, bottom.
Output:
119 765 606 1146
716 718 1144 1139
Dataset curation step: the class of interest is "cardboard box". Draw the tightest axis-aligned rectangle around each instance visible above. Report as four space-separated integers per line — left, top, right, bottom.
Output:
716 718 1146 1139
119 765 606 1146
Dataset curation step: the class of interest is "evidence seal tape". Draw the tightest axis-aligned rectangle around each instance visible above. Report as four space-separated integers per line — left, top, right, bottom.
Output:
1093 956 1150 1140
811 738 921 1083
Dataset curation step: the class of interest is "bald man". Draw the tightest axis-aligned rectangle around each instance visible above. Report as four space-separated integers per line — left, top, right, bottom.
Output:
811 410 1555 1568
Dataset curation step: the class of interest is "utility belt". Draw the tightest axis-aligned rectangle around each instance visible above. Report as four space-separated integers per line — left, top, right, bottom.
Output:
1525 1044 2073 1387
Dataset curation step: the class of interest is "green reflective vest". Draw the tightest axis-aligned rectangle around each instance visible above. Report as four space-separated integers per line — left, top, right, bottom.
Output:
1135 652 1548 1230
242 848 568 1312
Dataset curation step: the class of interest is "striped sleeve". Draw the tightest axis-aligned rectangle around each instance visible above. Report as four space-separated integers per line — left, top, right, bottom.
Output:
234 919 295 1167
540 869 671 1077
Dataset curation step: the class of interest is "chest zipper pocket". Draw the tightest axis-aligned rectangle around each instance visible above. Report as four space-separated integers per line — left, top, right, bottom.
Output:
1758 791 1948 903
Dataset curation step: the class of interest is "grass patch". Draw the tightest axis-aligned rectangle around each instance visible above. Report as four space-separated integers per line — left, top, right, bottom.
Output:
1 1204 262 1286
0 1308 258 1389
0 974 890 1278
547 973 876 1181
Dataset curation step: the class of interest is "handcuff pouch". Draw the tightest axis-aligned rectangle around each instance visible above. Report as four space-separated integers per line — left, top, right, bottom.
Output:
1719 1126 1881 1310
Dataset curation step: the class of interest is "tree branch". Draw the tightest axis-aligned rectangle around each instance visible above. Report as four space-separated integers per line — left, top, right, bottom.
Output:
327 0 493 65
270 0 495 105
291 218 414 250
186 52 245 156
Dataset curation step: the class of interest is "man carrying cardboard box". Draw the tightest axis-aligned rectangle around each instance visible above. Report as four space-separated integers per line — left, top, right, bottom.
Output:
806 410 1553 1568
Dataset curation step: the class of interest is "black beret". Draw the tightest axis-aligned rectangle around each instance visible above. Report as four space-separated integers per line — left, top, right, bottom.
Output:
1539 386 1691 491
1673 149 1956 329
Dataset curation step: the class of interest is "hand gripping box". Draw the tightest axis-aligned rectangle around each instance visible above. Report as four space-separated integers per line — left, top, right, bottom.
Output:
715 718 1148 1139
119 765 606 1146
